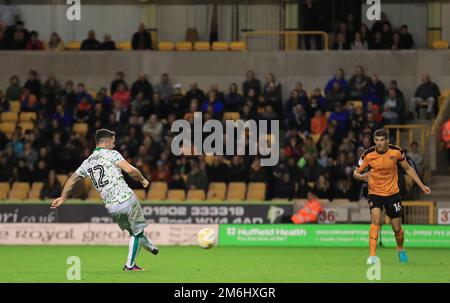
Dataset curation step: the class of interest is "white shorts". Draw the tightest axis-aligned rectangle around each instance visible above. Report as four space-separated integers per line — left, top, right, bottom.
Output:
105 194 148 236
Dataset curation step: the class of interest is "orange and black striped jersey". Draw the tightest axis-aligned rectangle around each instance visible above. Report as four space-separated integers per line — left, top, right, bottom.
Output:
356 144 405 196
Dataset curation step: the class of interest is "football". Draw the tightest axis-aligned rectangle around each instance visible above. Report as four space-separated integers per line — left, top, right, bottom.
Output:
197 228 216 249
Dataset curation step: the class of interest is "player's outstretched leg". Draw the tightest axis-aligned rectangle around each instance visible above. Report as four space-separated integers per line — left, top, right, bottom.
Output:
391 218 408 263
367 208 382 264
123 235 145 271
137 232 159 255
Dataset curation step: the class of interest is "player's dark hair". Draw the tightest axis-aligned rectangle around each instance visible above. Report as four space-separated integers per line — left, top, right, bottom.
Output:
95 129 115 144
374 129 389 139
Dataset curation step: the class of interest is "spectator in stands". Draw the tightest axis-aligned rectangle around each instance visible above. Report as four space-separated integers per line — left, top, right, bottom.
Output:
201 91 224 120
371 12 391 35
0 0 20 27
5 19 28 48
40 170 61 200
360 24 372 49
311 109 327 135
410 73 440 119
25 31 44 50
98 34 116 50
332 32 350 50
224 83 244 112
299 153 323 183
42 75 61 105
382 88 405 124
300 0 322 50
248 158 268 183
5 75 21 101
185 82 204 104
274 172 296 200
126 73 150 102
24 70 41 99
286 104 311 134
325 81 347 108
74 96 93 123
228 156 246 182
15 157 32 182
291 189 323 223
110 71 127 95
75 83 93 105
242 70 261 97
363 75 385 106
151 160 171 183
23 141 37 170
168 170 186 190
314 174 333 201
348 65 370 99
441 118 450 167
186 162 208 191
112 82 131 109
324 68 348 93
155 73 172 103
52 104 73 129
399 25 414 49
131 22 152 50
408 141 424 177
0 90 8 111
46 32 64 51
207 156 230 183
336 21 353 47
371 32 386 49
142 114 163 143
59 81 77 111
80 30 100 50
391 32 401 50
0 29 7 49
381 23 393 49
351 32 368 50
20 87 38 112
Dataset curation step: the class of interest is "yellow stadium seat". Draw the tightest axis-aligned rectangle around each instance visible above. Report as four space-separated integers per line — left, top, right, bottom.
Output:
209 182 227 192
175 41 192 51
28 189 42 200
12 182 30 192
0 190 8 200
167 189 186 201
73 123 88 136
88 189 101 200
19 112 37 122
246 182 266 201
8 189 28 200
230 41 246 51
150 182 168 192
194 41 210 51
207 182 227 201
66 41 81 50
432 40 449 49
0 182 11 192
212 41 229 51
1 112 18 123
9 101 20 113
158 41 175 51
187 189 206 201
223 112 240 121
118 41 132 50
134 189 146 200
226 182 246 201
83 177 93 190
57 174 68 186
18 122 34 132
147 189 167 201
347 100 363 110
30 182 44 191
0 122 16 134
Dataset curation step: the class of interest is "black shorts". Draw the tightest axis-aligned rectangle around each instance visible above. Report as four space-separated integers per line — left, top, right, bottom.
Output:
368 193 403 218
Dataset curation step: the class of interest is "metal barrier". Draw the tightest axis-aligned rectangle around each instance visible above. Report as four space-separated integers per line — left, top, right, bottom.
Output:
243 31 329 51
402 201 436 224
384 125 431 155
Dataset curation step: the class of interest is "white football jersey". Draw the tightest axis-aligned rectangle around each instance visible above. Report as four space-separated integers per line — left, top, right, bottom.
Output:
75 148 134 204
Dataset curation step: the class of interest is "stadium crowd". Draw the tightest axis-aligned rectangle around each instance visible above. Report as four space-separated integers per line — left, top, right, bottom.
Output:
0 65 434 201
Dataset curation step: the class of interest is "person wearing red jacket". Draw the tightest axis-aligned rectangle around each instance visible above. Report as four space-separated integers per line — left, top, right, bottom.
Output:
291 189 323 224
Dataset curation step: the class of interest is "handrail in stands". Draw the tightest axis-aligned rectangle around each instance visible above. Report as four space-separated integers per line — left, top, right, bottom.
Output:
243 31 329 51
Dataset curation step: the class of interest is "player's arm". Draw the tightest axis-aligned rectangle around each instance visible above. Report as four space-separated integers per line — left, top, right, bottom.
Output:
353 155 370 182
50 173 84 209
399 159 431 194
116 159 149 188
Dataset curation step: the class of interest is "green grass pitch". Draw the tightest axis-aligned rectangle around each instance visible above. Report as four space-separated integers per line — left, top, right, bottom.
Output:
1 246 449 283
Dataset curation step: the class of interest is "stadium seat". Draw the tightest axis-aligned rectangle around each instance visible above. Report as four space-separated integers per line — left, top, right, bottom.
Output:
147 189 167 201
88 189 101 200
57 174 68 186
134 189 146 200
83 177 93 190
0 122 16 134
223 112 240 121
73 123 88 136
30 182 44 191
9 101 20 113
207 182 227 201
432 40 449 49
187 189 206 201
8 189 28 200
0 190 7 200
333 199 351 206
90 90 97 99
194 41 210 51
18 122 34 132
66 41 81 50
118 41 132 50
246 182 266 201
19 112 37 123
226 182 246 201
175 41 193 51
212 41 229 51
167 189 186 201
150 182 168 192
12 182 30 192
158 41 175 51
1 112 18 123
0 182 11 193
347 100 363 110
28 189 42 200
230 41 246 51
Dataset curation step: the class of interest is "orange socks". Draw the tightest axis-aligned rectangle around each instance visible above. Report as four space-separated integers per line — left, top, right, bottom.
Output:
394 228 404 251
369 224 380 256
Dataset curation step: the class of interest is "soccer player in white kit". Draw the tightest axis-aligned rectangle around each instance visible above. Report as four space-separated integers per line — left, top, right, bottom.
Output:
51 129 158 271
